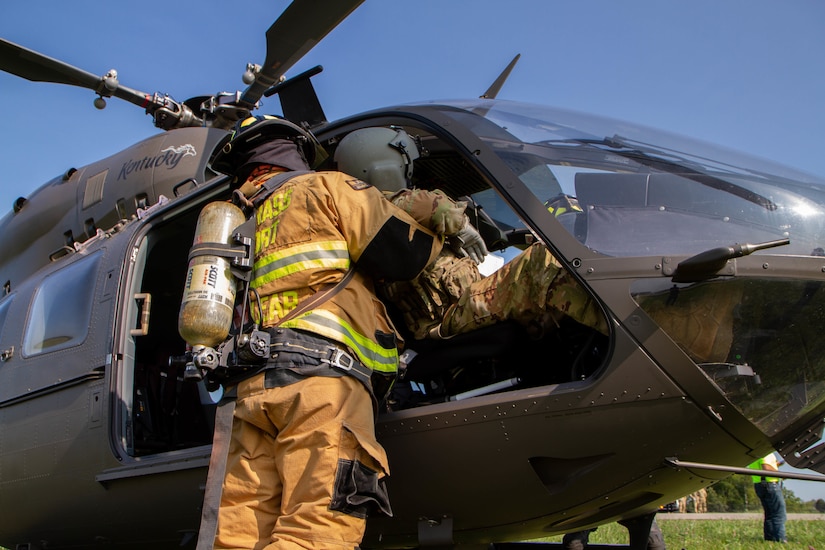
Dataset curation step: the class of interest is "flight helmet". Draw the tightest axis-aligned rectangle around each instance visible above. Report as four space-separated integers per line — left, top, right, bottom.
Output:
334 127 420 193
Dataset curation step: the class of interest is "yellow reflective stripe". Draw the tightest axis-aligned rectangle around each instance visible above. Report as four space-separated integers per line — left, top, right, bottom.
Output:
281 310 398 374
252 241 349 288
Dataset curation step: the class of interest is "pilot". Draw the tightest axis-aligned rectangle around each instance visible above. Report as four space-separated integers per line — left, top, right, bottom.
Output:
207 116 440 550
334 126 608 342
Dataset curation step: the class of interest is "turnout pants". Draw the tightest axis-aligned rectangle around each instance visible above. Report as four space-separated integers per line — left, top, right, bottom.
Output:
213 374 391 550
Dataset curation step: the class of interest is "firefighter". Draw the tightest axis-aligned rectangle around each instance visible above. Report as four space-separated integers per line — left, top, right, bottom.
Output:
206 116 441 550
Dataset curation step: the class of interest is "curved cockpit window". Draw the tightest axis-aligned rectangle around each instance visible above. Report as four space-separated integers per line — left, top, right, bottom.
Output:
437 100 825 259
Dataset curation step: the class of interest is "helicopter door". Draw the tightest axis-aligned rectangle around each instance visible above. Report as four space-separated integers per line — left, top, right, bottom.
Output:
117 204 218 457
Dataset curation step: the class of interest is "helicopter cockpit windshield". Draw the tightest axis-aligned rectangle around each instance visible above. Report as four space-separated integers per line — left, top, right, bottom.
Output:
448 100 825 258
434 100 825 439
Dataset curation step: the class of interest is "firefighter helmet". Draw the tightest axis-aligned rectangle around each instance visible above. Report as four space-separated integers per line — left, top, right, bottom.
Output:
212 115 327 175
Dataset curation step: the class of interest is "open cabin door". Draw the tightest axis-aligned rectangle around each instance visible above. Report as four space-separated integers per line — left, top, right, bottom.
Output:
116 197 225 458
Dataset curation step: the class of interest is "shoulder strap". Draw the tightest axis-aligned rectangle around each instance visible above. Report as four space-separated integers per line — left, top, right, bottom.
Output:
249 169 351 325
251 170 312 208
200 170 311 281
274 268 355 327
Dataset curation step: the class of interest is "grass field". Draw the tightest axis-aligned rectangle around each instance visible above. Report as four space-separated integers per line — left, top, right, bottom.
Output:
535 518 825 549
3 518 822 549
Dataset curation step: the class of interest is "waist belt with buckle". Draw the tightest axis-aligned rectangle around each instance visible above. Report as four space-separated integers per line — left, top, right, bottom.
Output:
267 327 372 386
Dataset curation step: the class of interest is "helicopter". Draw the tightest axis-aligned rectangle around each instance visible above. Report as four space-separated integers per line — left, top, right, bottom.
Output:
3 1 825 549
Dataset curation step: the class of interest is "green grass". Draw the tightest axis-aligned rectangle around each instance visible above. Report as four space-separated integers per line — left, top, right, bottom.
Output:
535 519 825 549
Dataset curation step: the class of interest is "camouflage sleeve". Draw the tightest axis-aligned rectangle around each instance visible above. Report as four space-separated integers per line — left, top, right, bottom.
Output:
389 188 467 236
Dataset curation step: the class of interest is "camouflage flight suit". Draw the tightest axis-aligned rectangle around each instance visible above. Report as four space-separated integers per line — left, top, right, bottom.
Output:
381 188 482 339
440 241 607 337
382 188 607 339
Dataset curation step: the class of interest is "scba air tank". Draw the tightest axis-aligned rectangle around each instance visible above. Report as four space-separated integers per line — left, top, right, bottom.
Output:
178 201 246 349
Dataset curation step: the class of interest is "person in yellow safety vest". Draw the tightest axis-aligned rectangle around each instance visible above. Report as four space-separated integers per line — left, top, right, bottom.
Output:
748 452 787 543
208 116 441 550
333 127 608 343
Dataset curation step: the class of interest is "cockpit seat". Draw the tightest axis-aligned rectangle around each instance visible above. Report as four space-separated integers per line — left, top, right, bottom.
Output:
385 321 531 409
385 314 609 411
403 321 524 382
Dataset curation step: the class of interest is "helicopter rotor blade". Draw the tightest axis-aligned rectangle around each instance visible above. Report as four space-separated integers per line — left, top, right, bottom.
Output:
0 37 202 128
1 38 154 110
0 37 104 89
1 0 363 129
239 0 365 107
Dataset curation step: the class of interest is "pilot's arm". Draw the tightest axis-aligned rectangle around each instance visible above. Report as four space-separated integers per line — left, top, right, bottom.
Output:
389 188 488 263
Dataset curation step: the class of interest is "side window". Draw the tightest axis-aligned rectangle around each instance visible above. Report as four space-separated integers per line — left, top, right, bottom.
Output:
23 252 102 356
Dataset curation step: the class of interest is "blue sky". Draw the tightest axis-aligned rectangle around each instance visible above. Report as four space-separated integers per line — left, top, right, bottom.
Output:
2 1 825 501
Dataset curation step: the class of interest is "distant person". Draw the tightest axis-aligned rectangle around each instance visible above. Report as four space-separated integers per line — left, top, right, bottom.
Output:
749 452 787 543
692 487 707 513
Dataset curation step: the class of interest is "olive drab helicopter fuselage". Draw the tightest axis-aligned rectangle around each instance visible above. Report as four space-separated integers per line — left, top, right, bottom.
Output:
3 1 825 549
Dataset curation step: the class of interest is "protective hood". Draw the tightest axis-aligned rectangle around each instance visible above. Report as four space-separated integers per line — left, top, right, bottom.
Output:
236 138 311 182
